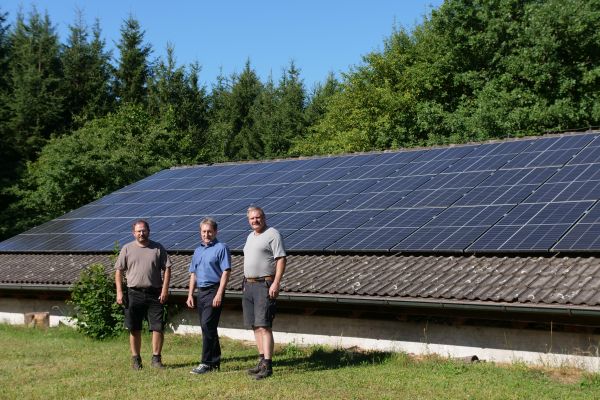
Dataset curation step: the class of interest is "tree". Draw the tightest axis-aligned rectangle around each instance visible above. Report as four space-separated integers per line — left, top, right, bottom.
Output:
223 60 264 160
290 73 341 156
205 71 234 161
0 8 19 240
61 14 114 128
293 0 600 155
12 104 203 228
303 72 341 128
266 61 307 157
114 15 151 105
147 44 209 162
7 7 65 161
250 76 278 158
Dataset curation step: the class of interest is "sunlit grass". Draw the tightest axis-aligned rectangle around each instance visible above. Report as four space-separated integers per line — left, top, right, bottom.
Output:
1 324 599 399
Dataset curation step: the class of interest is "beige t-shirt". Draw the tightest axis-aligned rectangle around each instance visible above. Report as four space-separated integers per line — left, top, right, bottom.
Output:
115 240 172 288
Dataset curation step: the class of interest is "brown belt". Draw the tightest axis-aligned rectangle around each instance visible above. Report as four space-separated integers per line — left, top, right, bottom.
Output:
245 276 274 283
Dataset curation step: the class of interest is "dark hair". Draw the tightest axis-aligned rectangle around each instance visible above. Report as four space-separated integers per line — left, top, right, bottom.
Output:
131 219 150 231
200 217 218 231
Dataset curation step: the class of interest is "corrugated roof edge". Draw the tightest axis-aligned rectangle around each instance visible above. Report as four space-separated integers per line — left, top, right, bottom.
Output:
2 252 600 308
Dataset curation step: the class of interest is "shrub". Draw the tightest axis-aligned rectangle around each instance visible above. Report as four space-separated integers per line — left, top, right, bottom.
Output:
68 263 124 340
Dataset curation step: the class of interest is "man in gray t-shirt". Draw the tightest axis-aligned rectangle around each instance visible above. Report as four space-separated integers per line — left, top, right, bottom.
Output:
243 206 286 380
115 219 172 370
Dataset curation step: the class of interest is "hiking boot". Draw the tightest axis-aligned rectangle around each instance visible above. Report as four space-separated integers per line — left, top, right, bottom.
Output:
190 363 219 374
252 362 273 380
131 355 142 370
151 354 164 369
246 358 265 375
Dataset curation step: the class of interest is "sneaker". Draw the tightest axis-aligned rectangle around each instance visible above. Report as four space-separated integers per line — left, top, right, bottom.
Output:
246 358 264 375
252 362 273 380
131 355 142 370
151 354 164 369
190 363 219 374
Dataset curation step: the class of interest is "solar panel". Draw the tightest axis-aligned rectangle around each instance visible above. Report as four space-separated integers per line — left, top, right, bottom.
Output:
394 205 512 252
3 131 600 254
468 201 593 252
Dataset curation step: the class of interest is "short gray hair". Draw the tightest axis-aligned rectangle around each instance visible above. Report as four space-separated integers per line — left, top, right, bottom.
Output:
200 217 218 231
247 205 265 217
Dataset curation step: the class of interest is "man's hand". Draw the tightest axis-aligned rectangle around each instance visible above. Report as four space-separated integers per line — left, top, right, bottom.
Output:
186 295 195 308
159 290 169 304
269 282 280 299
212 292 224 307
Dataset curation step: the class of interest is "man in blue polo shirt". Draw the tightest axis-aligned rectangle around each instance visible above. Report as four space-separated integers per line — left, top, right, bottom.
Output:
186 217 232 374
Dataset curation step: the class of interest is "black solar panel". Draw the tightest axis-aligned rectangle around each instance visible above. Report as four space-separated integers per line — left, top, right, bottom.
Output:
2 132 600 254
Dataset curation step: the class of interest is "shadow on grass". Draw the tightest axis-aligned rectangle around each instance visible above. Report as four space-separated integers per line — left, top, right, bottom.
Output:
168 348 394 373
275 346 395 372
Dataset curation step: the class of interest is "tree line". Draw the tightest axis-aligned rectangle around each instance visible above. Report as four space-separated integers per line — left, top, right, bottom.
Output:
0 0 599 240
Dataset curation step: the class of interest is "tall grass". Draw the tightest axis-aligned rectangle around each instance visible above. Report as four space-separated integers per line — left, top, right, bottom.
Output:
1 324 599 399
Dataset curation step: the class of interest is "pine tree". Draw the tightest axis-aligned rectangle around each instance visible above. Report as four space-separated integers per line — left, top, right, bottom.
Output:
114 15 151 105
7 7 65 161
61 14 114 128
147 44 209 148
304 73 340 128
224 60 263 160
270 61 306 156
250 76 278 158
0 8 19 240
206 71 234 161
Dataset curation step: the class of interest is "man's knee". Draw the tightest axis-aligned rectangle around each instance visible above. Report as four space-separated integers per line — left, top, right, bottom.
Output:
254 326 272 334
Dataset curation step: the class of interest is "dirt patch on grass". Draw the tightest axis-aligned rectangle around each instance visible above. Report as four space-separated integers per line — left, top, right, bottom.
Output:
540 367 584 384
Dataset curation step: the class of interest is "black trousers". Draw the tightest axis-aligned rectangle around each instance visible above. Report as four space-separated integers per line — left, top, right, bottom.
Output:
197 285 222 366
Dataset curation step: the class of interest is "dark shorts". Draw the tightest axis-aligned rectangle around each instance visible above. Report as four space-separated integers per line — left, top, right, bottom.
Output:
243 280 276 328
124 287 165 332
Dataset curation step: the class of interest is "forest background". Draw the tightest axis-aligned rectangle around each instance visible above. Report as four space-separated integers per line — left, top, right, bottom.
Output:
0 0 598 241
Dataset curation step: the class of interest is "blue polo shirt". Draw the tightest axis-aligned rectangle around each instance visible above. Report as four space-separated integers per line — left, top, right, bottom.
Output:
188 239 232 287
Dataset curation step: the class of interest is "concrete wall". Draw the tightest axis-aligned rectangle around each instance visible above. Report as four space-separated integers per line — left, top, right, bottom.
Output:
2 297 599 371
172 307 600 371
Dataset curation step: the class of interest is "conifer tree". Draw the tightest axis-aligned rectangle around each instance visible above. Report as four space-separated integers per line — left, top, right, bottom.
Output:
7 7 64 161
61 15 114 127
0 8 18 240
270 61 306 156
304 72 341 128
147 44 209 155
114 15 151 105
224 60 263 160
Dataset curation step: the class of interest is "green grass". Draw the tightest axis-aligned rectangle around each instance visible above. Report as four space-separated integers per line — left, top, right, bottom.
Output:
1 324 600 400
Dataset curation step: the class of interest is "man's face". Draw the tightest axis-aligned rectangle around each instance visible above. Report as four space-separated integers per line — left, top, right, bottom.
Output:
132 223 149 245
248 210 266 233
200 223 216 245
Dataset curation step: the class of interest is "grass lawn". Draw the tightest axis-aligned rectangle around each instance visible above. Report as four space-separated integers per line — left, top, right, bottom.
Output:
1 324 600 399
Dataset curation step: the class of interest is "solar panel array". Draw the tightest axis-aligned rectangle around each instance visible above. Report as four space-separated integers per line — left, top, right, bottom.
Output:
2 132 600 254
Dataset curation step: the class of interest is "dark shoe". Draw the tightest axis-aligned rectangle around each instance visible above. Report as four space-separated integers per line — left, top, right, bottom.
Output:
253 362 273 380
190 363 219 374
246 358 264 375
151 354 164 369
131 355 142 370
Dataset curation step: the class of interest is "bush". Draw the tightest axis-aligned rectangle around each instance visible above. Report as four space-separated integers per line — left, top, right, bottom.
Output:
68 263 124 340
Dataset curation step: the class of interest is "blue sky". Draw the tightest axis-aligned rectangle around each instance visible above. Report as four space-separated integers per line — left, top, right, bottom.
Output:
2 0 443 90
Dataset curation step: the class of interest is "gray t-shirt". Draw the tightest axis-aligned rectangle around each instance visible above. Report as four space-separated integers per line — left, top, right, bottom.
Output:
114 239 172 288
243 227 286 278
